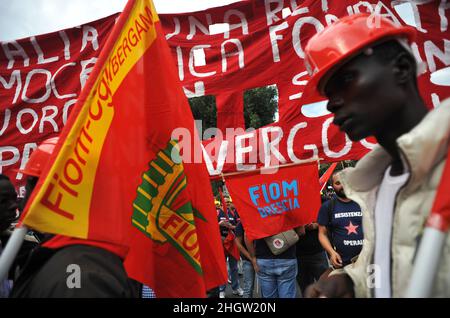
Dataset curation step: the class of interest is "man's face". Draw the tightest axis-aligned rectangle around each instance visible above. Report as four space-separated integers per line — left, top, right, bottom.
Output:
331 174 346 199
323 52 403 141
0 179 18 232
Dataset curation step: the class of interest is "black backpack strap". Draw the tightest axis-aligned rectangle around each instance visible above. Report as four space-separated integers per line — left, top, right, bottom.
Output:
327 198 336 244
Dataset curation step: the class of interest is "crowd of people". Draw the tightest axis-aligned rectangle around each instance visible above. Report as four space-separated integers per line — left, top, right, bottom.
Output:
197 12 450 299
1 164 365 298
211 170 365 298
0 139 142 298
0 13 449 298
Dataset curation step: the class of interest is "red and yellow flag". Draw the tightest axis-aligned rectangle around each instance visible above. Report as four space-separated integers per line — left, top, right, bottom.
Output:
20 0 227 297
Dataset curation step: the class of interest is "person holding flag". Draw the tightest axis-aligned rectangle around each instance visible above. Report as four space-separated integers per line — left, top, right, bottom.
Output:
9 137 141 297
217 191 244 298
303 13 450 298
0 175 19 298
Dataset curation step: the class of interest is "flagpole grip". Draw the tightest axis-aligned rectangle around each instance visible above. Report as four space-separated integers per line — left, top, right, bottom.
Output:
405 227 446 298
0 226 28 282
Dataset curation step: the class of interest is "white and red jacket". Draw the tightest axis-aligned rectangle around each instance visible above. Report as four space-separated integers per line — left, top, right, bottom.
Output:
336 98 450 298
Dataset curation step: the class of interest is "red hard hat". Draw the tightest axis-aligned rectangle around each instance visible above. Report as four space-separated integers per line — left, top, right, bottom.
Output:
19 137 59 177
302 13 416 101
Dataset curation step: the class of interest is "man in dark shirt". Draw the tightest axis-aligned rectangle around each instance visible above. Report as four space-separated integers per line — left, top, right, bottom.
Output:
0 175 17 234
234 222 256 298
217 204 239 238
317 172 364 268
295 222 329 296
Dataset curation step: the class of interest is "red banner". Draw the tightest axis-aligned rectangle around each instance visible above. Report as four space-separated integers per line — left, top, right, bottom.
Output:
162 0 450 175
0 14 118 194
1 0 449 191
225 163 321 241
20 0 227 297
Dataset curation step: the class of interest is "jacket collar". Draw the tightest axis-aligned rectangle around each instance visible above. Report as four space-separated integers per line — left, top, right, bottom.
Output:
340 98 450 193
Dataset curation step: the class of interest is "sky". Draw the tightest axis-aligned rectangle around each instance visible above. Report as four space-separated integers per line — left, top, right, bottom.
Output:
0 1 418 42
0 0 242 41
0 0 447 91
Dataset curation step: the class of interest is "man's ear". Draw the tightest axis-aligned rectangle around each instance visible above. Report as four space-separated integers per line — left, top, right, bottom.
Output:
392 52 415 85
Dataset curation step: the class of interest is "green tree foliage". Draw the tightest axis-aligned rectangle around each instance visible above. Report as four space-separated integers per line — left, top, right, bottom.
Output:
188 95 217 131
188 86 278 133
243 86 278 129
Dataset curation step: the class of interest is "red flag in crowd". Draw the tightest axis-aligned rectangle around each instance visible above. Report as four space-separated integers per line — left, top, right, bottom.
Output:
225 163 321 241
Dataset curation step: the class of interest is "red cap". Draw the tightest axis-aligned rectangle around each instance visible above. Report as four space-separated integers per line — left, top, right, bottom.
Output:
303 13 416 101
18 137 59 177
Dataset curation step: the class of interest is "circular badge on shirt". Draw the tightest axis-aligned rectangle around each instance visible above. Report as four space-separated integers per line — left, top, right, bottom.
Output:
273 238 285 249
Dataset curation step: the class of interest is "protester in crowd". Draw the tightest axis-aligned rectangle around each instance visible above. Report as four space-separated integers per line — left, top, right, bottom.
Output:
0 174 40 298
215 200 221 213
295 221 329 296
227 201 240 223
317 172 364 269
234 222 257 298
321 186 334 202
247 227 305 298
10 138 141 298
217 198 243 298
304 13 450 298
206 200 223 298
205 201 224 298
0 175 17 234
0 174 18 298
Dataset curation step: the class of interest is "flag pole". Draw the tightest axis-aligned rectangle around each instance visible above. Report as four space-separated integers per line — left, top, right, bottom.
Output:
0 226 28 282
210 157 322 181
405 147 450 297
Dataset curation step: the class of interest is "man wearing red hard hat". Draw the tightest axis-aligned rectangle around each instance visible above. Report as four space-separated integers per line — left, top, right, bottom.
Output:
11 137 141 298
303 14 450 298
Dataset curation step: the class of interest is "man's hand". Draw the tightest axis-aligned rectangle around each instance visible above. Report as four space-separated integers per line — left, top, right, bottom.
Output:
251 257 259 273
305 223 319 231
218 220 235 229
330 251 343 268
305 274 354 298
295 225 306 236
